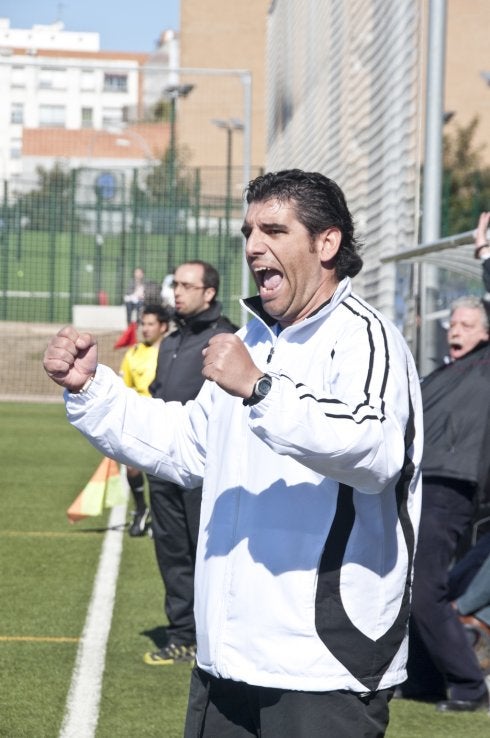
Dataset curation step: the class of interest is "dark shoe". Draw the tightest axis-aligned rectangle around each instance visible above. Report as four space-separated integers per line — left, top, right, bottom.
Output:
143 641 196 666
435 693 489 713
128 508 150 537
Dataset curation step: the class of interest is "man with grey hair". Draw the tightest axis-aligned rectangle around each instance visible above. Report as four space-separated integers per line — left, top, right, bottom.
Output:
405 294 490 712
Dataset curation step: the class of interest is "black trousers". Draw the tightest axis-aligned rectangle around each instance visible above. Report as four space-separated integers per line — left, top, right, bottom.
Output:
448 530 490 600
148 476 201 646
408 476 486 701
184 667 393 738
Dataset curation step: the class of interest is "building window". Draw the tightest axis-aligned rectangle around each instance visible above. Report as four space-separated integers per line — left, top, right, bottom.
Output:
39 66 67 90
10 103 24 124
10 138 22 159
102 107 124 127
11 65 25 88
81 69 96 91
103 73 128 93
81 107 93 128
39 105 66 127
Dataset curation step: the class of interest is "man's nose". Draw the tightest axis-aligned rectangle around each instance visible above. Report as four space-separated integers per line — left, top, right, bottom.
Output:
245 230 267 256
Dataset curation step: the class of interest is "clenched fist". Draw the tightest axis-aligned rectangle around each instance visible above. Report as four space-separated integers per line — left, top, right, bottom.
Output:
43 326 98 392
202 333 262 399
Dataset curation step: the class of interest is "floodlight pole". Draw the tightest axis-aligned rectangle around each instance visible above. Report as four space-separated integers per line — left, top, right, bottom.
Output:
161 68 252 323
163 84 194 257
211 117 244 244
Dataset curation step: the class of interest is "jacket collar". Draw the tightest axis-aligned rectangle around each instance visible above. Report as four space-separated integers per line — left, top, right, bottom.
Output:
241 278 352 332
175 301 223 333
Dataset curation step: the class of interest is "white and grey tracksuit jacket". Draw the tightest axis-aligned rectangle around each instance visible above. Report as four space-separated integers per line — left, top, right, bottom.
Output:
66 277 423 693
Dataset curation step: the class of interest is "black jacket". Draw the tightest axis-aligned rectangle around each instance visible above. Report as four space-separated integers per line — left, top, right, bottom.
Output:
421 340 490 504
149 301 236 404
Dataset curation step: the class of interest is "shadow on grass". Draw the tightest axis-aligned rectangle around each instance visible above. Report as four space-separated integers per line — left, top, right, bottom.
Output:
140 625 169 649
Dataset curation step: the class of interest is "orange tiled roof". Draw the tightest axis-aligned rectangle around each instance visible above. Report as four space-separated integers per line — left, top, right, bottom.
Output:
22 124 169 160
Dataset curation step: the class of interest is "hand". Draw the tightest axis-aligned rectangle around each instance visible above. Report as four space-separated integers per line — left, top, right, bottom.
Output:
202 333 263 399
43 326 98 392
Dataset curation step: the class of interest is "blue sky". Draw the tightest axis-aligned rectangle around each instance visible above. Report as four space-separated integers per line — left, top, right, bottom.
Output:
1 0 180 52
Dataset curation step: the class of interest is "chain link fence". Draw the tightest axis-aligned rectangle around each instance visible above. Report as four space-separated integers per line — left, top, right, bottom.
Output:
0 53 261 398
0 162 263 400
1 164 256 326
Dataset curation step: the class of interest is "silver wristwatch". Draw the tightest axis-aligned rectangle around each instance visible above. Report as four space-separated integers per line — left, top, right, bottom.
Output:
243 374 272 406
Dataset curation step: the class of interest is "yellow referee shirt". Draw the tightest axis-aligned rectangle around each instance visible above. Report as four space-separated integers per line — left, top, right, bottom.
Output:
119 343 159 396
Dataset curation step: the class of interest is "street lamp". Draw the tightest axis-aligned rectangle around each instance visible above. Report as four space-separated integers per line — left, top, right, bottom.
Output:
163 84 194 257
211 118 244 244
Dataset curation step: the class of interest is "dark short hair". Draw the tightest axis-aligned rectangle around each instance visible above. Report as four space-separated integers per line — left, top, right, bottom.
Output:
142 304 172 324
245 169 363 280
178 260 220 301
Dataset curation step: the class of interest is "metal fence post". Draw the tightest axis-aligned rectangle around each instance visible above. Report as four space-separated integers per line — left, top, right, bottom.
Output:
69 169 77 319
193 168 201 255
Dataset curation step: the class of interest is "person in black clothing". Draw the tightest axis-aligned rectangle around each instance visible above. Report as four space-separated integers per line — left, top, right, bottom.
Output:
404 294 490 712
143 260 236 666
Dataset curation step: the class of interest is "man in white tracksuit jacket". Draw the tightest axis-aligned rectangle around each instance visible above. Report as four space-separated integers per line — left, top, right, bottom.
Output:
44 169 423 738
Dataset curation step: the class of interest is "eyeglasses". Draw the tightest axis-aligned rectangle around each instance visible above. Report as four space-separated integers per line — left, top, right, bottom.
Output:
171 280 207 292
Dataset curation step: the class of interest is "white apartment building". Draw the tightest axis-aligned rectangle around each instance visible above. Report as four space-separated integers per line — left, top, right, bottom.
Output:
0 18 175 186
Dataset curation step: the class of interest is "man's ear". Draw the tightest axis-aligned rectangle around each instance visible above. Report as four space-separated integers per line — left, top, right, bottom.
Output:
318 227 342 264
204 286 217 304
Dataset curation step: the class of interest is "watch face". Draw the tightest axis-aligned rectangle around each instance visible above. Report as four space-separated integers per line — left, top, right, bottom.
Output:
256 376 272 397
243 374 272 406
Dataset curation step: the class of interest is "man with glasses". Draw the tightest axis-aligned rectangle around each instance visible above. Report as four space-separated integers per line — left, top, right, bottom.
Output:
144 260 236 665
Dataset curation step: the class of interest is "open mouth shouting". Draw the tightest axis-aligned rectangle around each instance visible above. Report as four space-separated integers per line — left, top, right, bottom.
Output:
448 340 464 359
254 266 283 300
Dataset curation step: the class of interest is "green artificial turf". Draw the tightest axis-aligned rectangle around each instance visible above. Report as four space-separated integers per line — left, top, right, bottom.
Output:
0 402 189 738
98 535 191 738
0 403 108 736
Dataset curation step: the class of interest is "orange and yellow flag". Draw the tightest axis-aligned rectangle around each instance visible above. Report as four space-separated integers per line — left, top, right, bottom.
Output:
67 457 127 523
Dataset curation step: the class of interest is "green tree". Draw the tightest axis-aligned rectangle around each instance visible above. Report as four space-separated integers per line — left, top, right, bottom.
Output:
18 163 76 232
145 146 192 204
143 147 193 234
151 98 173 122
442 116 490 236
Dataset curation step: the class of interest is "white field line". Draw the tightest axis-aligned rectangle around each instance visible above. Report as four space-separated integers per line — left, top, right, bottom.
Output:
1 291 95 299
59 493 128 738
